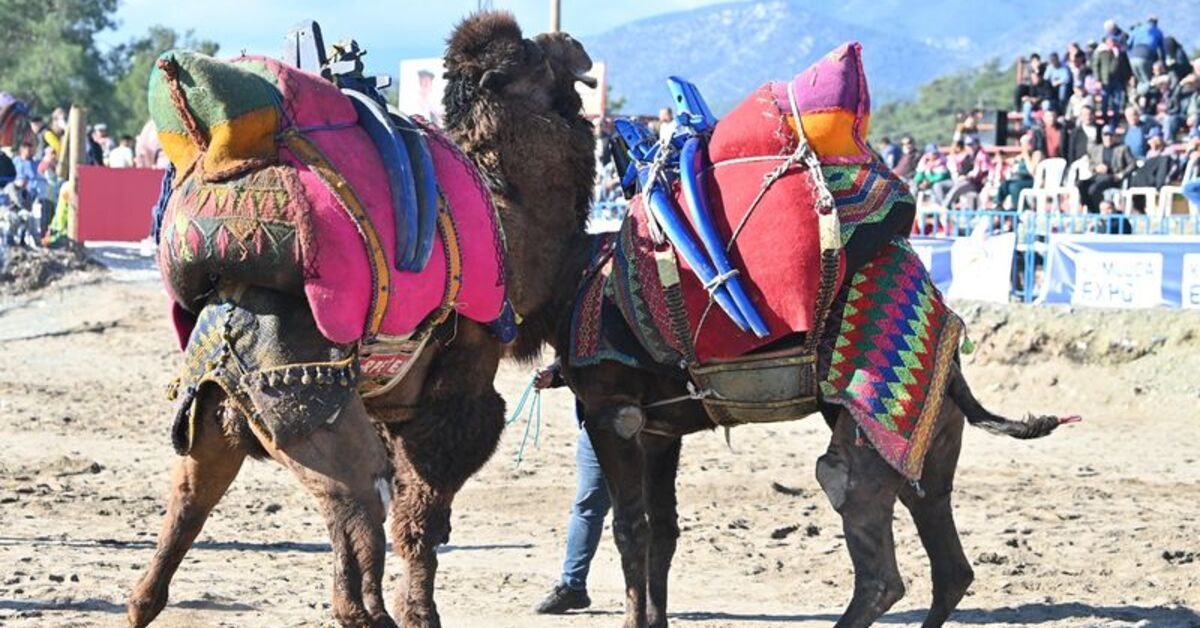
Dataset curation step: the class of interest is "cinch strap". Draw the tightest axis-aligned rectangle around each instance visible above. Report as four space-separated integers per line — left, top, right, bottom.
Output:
282 129 391 339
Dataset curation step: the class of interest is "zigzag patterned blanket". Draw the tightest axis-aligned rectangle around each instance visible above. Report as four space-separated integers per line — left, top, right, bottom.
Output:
817 237 963 480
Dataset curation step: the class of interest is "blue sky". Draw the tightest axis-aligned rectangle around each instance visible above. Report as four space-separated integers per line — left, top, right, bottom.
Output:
105 0 729 66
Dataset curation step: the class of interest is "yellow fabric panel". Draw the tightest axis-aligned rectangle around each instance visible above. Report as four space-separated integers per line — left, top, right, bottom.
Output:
785 111 871 158
203 106 279 176
158 131 200 171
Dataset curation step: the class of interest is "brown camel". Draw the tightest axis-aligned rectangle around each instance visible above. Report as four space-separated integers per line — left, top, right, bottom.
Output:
126 12 597 628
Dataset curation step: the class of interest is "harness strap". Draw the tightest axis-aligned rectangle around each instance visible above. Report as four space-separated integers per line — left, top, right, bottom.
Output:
282 129 390 339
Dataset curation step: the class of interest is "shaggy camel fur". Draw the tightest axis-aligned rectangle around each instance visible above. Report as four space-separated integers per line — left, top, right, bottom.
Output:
127 12 596 628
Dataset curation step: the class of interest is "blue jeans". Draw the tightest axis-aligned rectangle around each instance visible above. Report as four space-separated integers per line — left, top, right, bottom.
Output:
1182 180 1200 212
560 427 611 590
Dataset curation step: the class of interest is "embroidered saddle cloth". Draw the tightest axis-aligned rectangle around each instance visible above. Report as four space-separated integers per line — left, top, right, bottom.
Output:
150 51 506 347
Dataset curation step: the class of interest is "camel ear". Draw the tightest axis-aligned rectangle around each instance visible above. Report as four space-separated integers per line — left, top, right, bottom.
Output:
480 69 510 91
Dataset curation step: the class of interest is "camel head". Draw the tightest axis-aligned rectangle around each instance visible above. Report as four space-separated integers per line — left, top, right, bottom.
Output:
443 11 593 127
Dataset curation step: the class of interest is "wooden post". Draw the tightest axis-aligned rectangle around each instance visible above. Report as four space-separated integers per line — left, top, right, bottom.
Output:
549 0 560 32
66 105 85 182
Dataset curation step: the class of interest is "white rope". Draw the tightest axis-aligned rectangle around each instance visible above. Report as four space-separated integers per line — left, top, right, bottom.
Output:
643 381 719 409
701 268 739 292
640 139 678 245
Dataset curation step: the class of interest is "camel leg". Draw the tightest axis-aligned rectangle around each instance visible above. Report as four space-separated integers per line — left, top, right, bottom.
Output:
642 433 681 628
268 395 396 628
816 411 906 628
387 389 505 628
899 404 973 628
127 395 246 627
586 406 650 628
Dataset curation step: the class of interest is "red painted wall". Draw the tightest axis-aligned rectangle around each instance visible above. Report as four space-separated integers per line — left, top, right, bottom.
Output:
76 165 165 242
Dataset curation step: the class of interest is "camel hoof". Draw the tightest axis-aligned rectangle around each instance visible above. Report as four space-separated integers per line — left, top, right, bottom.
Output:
126 591 165 628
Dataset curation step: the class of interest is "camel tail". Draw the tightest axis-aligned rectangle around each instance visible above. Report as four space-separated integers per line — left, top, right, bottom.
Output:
948 364 1080 439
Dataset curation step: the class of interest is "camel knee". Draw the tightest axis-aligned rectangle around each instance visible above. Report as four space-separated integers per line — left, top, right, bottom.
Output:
612 514 649 551
816 451 851 512
590 404 646 440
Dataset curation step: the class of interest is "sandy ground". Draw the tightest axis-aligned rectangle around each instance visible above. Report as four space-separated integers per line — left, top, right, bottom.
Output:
1 245 1199 628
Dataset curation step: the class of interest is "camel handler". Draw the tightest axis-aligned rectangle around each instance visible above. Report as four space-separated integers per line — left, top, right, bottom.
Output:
532 359 612 615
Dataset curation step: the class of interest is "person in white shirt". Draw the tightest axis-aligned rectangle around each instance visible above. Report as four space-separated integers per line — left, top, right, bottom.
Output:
657 107 676 144
106 135 135 168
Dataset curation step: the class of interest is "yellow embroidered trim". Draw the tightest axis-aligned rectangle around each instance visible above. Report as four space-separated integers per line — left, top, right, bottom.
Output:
903 314 964 478
430 192 463 327
282 129 390 338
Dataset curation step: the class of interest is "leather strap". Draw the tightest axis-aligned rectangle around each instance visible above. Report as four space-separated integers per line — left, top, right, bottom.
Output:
282 129 390 339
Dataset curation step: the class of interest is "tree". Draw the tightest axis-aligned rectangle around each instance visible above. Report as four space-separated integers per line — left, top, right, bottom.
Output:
870 59 1015 146
106 27 219 136
0 0 118 115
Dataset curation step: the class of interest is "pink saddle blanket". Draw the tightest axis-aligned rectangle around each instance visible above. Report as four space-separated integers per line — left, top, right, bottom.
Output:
156 55 505 346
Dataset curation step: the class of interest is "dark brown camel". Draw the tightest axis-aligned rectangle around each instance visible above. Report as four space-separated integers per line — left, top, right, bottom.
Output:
126 12 597 628
563 353 1071 628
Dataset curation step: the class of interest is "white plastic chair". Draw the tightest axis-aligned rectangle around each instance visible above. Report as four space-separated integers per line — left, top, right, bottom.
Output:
1017 158 1068 212
1123 187 1161 218
1158 158 1200 216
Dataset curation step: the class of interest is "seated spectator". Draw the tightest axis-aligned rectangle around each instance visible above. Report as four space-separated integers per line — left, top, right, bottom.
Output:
1067 103 1100 165
953 113 980 145
935 135 992 209
892 135 919 180
913 143 950 197
1066 81 1091 121
1095 199 1133 234
0 149 15 186
1180 127 1200 212
1022 71 1058 127
3 176 37 246
1122 106 1151 158
1033 102 1067 159
1144 127 1178 160
1164 37 1191 81
107 135 135 168
995 133 1042 210
877 136 901 169
1086 125 1136 212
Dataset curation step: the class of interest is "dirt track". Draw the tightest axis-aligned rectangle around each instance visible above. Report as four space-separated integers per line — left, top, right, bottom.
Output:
1 247 1198 627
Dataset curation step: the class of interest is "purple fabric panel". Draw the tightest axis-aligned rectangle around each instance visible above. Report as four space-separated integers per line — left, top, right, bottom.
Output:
772 42 865 115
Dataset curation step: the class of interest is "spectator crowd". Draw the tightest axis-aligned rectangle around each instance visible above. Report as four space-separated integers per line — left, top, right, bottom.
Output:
877 15 1200 232
1 102 160 249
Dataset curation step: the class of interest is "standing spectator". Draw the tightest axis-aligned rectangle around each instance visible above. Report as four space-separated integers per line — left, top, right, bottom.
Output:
877 136 901 169
1046 52 1072 112
11 142 37 183
1093 35 1132 119
1033 102 1067 159
1086 125 1136 212
657 108 676 145
1127 16 1165 88
1122 107 1151 159
1103 19 1127 50
1013 54 1045 111
86 124 107 166
995 133 1042 210
107 135 135 168
892 135 919 181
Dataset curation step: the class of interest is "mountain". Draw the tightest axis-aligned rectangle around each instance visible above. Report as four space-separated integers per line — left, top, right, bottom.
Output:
580 0 1200 116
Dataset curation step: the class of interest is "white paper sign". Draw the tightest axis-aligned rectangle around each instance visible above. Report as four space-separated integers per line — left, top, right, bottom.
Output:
1182 254 1200 310
947 233 1015 303
1072 252 1162 308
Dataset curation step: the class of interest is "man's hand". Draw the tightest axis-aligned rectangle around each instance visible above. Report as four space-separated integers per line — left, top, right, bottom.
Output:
1094 163 1109 174
532 363 561 390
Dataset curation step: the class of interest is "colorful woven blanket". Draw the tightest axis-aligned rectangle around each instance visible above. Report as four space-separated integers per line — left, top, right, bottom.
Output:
817 238 963 480
0 93 31 150
151 52 506 346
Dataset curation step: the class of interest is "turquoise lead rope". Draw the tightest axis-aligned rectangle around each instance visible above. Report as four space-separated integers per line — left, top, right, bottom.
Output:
505 374 543 468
